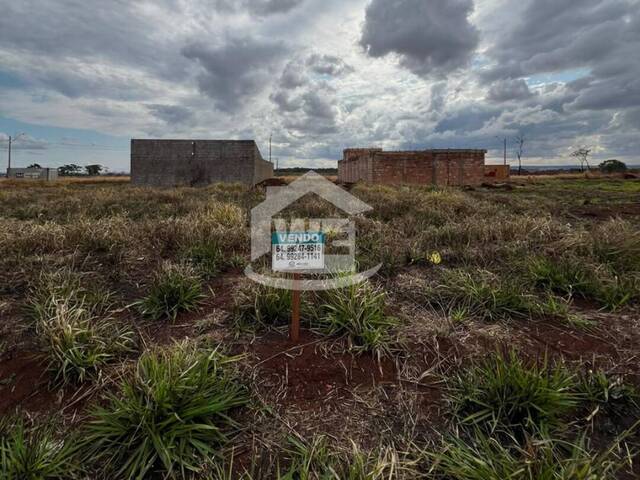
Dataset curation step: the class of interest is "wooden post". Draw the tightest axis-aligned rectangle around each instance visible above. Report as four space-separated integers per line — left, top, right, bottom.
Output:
290 273 301 343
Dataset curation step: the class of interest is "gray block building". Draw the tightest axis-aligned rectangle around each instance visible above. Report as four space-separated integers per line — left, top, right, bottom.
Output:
131 139 274 187
6 168 58 181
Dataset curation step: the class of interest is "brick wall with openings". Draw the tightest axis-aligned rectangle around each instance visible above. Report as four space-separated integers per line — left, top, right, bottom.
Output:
338 149 487 186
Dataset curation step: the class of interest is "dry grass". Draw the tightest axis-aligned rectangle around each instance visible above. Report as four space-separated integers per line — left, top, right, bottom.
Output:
0 177 639 478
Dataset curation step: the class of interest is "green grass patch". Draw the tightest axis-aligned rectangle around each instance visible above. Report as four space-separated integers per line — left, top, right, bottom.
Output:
1 416 81 479
232 283 295 333
37 299 136 385
137 262 206 321
449 350 580 435
181 240 223 279
81 341 249 479
314 280 398 356
428 270 568 322
427 429 627 480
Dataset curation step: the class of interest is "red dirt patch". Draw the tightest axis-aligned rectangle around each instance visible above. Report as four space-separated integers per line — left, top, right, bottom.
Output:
571 202 640 220
0 351 58 415
244 330 397 407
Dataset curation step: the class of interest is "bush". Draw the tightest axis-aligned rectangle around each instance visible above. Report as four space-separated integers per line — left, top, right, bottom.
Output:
82 342 249 479
599 159 627 174
315 280 398 356
449 350 580 435
137 262 205 321
0 417 80 479
37 300 136 384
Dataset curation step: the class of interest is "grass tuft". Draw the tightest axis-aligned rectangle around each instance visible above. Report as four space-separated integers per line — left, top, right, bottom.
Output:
181 240 223 279
0 416 81 479
232 283 294 332
36 299 136 385
82 341 249 480
428 429 626 480
315 280 398 356
137 262 206 321
449 350 580 435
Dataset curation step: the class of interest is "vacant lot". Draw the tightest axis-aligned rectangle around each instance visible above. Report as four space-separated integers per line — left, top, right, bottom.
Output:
1 176 639 479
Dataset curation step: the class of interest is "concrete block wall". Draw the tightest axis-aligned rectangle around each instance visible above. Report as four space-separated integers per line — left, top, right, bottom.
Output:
131 139 273 187
338 149 487 186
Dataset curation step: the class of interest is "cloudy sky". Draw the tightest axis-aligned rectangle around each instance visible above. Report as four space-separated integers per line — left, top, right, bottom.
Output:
1 0 639 172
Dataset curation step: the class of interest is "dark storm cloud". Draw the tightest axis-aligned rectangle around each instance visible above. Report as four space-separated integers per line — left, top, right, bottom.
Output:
360 0 479 77
182 36 287 112
435 106 499 134
215 0 305 16
481 0 640 112
0 1 176 73
486 79 534 103
147 104 194 125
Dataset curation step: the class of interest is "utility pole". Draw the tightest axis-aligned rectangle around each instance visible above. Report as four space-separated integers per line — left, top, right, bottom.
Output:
503 137 507 166
269 133 272 164
6 133 25 173
7 135 12 172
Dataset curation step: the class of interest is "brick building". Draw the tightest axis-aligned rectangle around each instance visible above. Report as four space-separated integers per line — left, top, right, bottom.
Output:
337 148 490 186
131 139 273 187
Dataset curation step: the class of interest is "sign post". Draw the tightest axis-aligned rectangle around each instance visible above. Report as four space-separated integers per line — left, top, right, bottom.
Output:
272 232 325 343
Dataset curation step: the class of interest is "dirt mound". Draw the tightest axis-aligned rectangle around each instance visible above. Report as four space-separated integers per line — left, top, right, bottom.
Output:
246 331 396 406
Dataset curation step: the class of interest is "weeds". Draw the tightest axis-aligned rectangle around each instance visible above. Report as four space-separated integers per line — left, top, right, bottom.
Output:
232 283 294 332
182 240 223 279
528 256 637 311
27 268 113 323
0 416 81 479
137 262 206 321
37 299 136 384
578 370 640 421
427 429 627 480
428 270 564 322
449 350 580 435
315 280 398 356
82 341 249 479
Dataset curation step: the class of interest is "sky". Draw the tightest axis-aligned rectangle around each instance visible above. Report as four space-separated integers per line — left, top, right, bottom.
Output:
1 0 639 172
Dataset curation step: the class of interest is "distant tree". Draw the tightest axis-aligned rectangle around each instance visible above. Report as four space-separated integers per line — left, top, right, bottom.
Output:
599 159 627 174
58 164 82 176
85 164 103 176
570 148 592 172
514 134 525 175
27 163 42 169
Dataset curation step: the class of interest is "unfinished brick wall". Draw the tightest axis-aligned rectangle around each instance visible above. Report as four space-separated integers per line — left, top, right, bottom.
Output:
338 149 488 186
131 139 273 187
484 165 511 182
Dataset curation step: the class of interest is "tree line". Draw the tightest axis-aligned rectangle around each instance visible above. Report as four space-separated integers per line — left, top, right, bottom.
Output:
27 163 105 176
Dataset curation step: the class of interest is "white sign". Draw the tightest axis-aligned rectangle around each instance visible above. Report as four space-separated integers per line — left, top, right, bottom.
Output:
272 231 325 272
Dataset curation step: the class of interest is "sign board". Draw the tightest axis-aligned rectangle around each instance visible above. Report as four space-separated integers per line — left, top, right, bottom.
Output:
272 231 325 272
